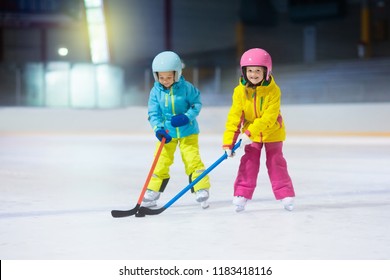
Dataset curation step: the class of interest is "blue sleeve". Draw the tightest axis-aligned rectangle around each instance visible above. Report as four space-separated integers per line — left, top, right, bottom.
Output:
184 82 202 121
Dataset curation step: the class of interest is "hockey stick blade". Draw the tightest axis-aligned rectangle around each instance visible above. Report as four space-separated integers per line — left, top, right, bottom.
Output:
111 138 166 218
111 204 140 218
137 205 166 216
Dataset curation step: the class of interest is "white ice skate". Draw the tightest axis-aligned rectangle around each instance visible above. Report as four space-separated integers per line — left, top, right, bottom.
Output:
200 201 210 209
281 197 294 211
142 190 160 208
233 196 247 212
141 200 157 208
143 189 160 202
195 189 209 202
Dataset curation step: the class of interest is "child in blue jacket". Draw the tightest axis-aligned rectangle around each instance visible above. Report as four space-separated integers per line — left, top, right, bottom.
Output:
143 51 210 209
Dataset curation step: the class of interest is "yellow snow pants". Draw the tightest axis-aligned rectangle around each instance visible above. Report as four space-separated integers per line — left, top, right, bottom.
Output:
147 134 210 193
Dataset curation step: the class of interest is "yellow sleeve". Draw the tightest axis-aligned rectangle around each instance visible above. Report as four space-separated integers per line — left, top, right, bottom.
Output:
222 88 244 148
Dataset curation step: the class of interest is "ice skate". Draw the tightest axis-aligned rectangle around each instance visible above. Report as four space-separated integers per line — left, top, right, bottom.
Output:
195 189 209 202
233 196 247 212
200 200 210 209
141 200 157 208
142 190 160 208
143 189 160 202
281 197 294 211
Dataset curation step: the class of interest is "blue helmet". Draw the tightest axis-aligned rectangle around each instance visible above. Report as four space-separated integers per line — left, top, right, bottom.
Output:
152 51 182 82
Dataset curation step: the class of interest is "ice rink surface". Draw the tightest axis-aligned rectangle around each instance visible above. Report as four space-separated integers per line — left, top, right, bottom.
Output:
1 132 389 260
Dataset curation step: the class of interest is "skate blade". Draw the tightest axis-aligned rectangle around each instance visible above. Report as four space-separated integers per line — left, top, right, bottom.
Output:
200 201 209 209
141 201 157 208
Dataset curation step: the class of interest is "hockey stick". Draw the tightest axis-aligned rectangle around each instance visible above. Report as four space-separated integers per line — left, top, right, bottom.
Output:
136 140 242 216
111 137 166 218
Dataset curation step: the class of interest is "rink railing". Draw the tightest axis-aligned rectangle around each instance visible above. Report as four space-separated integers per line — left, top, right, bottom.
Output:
1 58 390 108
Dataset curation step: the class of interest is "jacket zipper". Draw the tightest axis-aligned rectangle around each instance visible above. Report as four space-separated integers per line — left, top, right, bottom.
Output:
253 91 258 118
169 88 180 138
260 96 263 111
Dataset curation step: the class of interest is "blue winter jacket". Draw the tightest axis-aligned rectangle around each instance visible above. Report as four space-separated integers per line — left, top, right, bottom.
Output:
148 76 202 138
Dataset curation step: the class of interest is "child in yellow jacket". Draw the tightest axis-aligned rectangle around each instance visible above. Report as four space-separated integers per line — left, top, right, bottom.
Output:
222 48 295 212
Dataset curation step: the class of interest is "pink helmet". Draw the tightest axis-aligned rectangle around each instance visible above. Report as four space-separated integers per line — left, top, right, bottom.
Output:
240 48 272 81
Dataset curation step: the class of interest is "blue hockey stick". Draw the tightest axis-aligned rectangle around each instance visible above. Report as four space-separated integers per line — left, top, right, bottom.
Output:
136 140 241 216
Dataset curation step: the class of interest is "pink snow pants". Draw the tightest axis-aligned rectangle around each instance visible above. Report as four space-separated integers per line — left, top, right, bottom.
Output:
234 141 295 200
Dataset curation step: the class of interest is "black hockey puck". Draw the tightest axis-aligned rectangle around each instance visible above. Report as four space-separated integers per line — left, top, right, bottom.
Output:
135 212 145 217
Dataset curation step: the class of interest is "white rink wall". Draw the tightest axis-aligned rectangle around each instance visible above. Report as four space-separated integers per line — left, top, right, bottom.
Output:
1 103 390 135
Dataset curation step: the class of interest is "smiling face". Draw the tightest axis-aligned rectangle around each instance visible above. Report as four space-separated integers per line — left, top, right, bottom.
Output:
157 71 175 88
245 66 265 85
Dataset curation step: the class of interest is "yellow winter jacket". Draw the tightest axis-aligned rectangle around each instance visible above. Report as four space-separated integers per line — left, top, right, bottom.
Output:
223 76 286 148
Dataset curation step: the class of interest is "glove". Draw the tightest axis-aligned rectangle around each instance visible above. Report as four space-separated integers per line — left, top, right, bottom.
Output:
171 114 189 127
238 132 252 148
155 129 172 143
223 148 235 158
